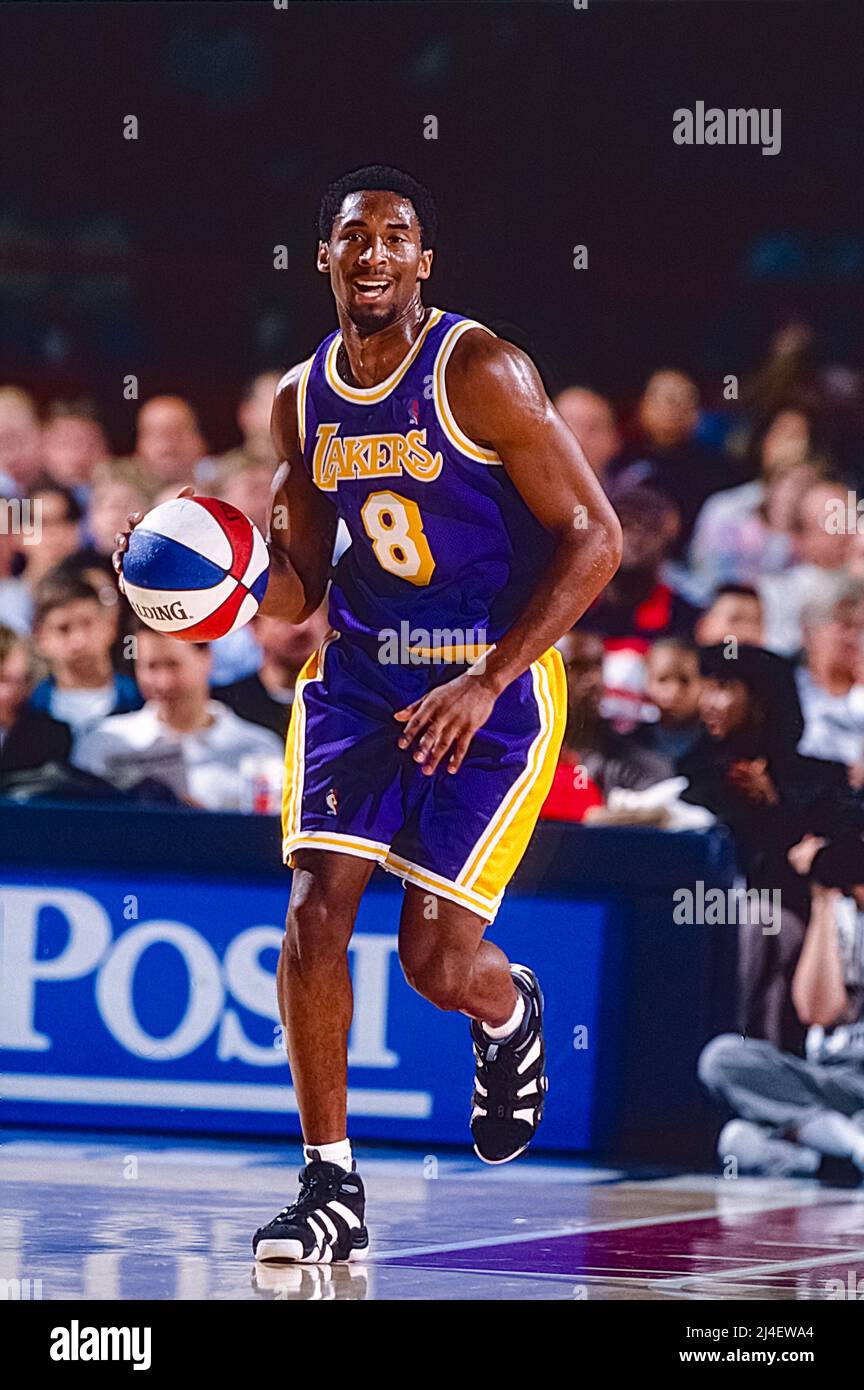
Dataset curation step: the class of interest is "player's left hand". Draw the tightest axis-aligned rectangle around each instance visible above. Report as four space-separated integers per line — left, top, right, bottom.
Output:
394 672 497 776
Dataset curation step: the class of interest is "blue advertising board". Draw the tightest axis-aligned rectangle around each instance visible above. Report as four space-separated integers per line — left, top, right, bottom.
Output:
0 867 614 1151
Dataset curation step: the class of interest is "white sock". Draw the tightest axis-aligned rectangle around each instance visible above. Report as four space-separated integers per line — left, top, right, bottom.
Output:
482 992 525 1041
796 1112 864 1171
304 1138 353 1172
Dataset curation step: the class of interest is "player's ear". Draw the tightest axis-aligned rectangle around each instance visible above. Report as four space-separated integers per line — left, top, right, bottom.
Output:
417 249 433 281
316 241 330 274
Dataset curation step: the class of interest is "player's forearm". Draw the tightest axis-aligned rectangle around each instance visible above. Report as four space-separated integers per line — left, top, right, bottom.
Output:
257 545 313 622
476 523 621 696
791 890 848 1027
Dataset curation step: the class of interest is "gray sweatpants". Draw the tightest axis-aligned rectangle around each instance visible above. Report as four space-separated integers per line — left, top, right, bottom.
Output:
698 1033 864 1133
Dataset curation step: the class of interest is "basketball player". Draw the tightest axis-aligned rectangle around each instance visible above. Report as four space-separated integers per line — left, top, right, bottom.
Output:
118 165 622 1264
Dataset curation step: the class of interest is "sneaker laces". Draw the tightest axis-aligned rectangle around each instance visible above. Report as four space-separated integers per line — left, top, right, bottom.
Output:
273 1165 342 1226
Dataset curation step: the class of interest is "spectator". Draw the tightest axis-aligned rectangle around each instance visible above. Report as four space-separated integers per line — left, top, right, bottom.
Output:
541 631 669 821
796 576 864 771
554 386 621 479
217 371 281 474
73 625 283 811
698 845 864 1180
41 400 109 506
21 483 83 590
30 573 141 737
605 369 730 554
0 494 32 634
218 460 273 535
85 468 151 559
213 607 330 737
0 624 71 774
760 479 854 655
628 638 702 766
133 395 209 490
696 583 765 648
0 386 42 497
688 410 824 596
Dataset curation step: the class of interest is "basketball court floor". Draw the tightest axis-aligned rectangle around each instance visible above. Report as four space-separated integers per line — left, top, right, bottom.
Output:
3 1129 864 1301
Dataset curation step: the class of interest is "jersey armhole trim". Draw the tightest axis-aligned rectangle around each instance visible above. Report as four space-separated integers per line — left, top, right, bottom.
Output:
433 319 502 465
296 355 315 454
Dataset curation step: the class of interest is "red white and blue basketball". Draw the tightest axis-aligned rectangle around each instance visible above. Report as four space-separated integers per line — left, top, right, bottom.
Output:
122 496 270 640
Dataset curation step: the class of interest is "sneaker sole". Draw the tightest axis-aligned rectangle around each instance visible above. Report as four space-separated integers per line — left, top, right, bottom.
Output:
472 964 547 1165
254 1234 371 1265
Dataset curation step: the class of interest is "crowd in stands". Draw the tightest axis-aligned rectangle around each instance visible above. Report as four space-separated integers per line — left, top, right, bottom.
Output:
2 319 864 1180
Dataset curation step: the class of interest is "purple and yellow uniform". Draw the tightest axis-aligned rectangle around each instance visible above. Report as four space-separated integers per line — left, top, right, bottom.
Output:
281 308 566 921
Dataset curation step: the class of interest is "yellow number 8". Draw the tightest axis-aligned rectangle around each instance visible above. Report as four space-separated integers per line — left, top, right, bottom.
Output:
360 490 435 586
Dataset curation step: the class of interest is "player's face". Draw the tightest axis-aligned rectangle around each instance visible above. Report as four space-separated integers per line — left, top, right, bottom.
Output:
318 190 433 333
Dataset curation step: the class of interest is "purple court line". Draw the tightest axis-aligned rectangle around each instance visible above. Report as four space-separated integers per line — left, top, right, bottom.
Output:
378 1198 863 1279
650 1247 864 1293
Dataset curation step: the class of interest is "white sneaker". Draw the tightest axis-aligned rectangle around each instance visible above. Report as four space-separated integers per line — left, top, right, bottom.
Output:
718 1119 821 1177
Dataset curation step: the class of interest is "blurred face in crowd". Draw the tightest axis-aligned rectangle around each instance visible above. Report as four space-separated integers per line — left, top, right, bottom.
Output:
88 479 149 556
0 638 29 728
254 608 330 677
638 371 699 449
763 459 821 534
237 373 280 456
221 465 273 534
0 505 21 578
558 630 605 717
699 676 752 741
41 414 108 489
136 397 204 485
793 482 851 569
0 390 42 489
26 490 81 582
554 388 620 476
760 409 811 479
803 596 864 690
36 597 115 684
697 591 764 648
615 495 678 575
645 644 700 725
134 630 211 723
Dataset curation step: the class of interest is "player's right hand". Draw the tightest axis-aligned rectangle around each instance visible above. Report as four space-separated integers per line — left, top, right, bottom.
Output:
112 484 195 589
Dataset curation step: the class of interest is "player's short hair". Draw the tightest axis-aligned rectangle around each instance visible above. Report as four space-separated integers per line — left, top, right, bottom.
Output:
318 165 438 250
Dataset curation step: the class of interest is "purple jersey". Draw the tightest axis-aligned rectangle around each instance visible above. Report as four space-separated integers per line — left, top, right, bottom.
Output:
296 308 554 650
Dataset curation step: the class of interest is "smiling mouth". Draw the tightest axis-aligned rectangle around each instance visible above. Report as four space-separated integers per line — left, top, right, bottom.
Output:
352 279 393 302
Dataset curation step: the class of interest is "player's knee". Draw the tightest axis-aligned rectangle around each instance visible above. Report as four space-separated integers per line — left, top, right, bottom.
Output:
284 886 352 969
697 1033 750 1093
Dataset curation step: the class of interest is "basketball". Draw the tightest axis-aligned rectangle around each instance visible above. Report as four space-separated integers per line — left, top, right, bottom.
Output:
121 495 270 640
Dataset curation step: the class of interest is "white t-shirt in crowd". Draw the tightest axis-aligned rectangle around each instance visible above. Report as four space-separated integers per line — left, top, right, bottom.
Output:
73 700 284 811
796 666 864 767
50 684 118 737
0 577 33 635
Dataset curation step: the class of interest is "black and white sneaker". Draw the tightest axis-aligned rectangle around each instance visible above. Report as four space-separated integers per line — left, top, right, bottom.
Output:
470 963 548 1164
252 1159 369 1264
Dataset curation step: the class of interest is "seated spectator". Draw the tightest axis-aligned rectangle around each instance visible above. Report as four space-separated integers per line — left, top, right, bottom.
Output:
217 371 281 474
0 624 71 774
21 483 83 591
679 643 863 1051
40 400 110 507
696 583 765 648
213 607 330 737
554 386 621 479
30 573 141 737
627 638 702 766
604 369 731 555
698 833 864 1181
218 459 273 535
131 395 210 491
0 386 43 497
84 467 152 559
73 625 283 811
541 631 670 821
759 478 853 655
796 576 864 772
0 494 32 634
688 410 824 596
